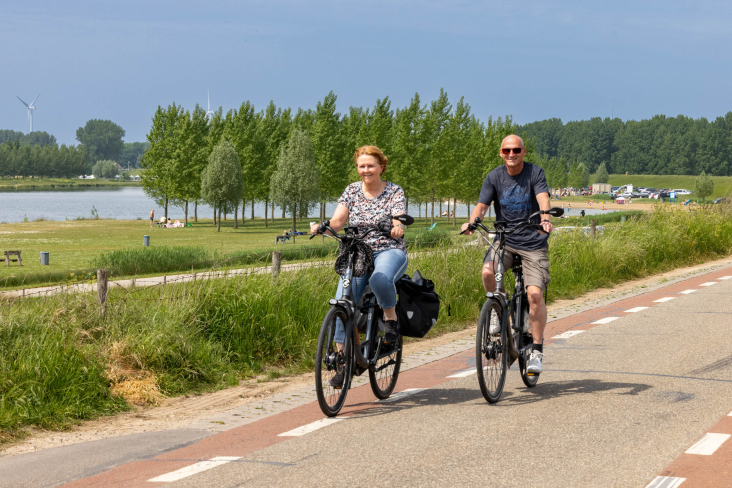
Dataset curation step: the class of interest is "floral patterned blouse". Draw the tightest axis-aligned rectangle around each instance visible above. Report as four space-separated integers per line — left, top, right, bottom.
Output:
337 180 407 253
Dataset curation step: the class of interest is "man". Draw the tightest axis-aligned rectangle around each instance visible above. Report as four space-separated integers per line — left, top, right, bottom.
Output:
149 209 155 228
461 135 553 373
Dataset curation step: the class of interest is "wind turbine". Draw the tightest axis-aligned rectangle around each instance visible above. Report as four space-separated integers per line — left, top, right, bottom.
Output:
206 89 215 120
17 94 40 133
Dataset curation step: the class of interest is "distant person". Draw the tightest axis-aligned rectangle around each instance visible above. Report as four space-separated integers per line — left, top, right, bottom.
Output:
580 210 586 217
149 209 155 227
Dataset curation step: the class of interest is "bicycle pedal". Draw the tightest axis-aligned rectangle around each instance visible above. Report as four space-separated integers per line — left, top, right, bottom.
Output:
526 373 539 377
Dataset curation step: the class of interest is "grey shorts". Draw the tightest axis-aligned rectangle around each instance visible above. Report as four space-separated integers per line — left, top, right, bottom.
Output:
484 245 550 291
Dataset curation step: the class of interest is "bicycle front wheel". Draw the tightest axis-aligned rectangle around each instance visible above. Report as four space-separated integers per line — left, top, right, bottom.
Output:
476 299 507 403
315 307 353 417
368 319 402 399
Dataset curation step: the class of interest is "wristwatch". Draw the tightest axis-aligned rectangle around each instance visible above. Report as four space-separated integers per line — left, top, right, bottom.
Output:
396 224 406 230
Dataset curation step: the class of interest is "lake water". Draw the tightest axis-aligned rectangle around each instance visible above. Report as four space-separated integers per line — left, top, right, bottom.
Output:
0 187 614 224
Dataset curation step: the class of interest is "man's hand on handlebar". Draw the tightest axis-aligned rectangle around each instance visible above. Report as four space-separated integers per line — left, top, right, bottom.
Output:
460 222 474 235
540 219 553 234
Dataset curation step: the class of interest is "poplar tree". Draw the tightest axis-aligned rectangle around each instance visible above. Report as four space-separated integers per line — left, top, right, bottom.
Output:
270 128 320 239
594 162 609 184
311 91 345 221
201 140 244 232
695 171 714 201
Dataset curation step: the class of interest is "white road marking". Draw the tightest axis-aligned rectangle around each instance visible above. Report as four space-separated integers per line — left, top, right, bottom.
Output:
376 388 427 403
278 417 346 437
728 410 732 416
645 476 686 488
147 457 241 483
625 306 649 313
679 289 697 294
719 276 732 280
654 297 676 303
699 282 717 287
591 317 620 324
552 330 585 339
447 368 477 378
684 432 731 455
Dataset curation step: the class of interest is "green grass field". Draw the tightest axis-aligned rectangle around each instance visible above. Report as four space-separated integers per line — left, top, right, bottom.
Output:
0 177 141 190
0 215 462 288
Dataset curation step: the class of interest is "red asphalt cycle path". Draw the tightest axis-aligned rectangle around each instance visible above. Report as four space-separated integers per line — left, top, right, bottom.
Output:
61 266 732 488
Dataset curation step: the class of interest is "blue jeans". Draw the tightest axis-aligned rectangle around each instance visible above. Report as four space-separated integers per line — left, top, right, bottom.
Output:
334 249 408 344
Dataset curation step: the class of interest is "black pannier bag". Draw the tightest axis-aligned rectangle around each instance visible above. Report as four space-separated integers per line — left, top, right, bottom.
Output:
396 270 441 338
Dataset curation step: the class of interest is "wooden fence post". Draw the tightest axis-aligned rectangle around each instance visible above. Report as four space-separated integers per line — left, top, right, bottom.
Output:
272 251 282 278
97 269 108 311
591 219 597 238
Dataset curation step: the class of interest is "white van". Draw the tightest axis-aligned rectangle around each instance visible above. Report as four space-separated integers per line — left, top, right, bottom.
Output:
673 189 693 195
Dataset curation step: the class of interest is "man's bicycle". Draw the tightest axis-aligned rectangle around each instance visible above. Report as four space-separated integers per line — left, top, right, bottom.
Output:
461 207 563 403
312 214 414 417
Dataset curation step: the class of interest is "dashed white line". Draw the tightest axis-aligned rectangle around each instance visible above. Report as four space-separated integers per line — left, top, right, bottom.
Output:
719 276 732 280
552 330 585 339
645 476 686 488
591 317 620 324
376 388 427 403
684 432 731 455
147 457 241 483
625 306 649 313
447 368 477 378
654 297 676 303
278 417 346 437
679 289 697 295
728 410 732 417
699 282 717 287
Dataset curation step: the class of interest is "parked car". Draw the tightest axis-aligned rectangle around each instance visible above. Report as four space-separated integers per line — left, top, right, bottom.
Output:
673 189 693 195
713 197 729 204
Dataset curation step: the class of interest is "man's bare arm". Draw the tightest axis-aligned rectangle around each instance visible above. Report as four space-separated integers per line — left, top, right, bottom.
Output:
461 202 490 235
536 192 553 234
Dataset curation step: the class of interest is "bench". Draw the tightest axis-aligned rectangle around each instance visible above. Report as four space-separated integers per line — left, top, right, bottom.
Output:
4 250 22 267
275 234 293 244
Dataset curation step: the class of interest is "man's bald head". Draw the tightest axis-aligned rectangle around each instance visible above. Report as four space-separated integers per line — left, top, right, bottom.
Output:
499 135 526 175
501 135 525 148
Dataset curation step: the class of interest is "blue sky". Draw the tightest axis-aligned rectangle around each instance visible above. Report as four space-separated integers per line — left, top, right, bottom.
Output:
2 1 731 145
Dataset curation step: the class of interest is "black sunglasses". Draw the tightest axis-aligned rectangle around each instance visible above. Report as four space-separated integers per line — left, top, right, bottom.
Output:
501 147 523 155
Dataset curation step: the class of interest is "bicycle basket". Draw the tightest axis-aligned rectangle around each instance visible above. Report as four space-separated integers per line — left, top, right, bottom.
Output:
396 270 441 338
334 240 374 278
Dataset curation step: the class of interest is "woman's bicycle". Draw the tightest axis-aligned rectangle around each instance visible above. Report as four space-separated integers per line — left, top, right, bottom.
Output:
461 207 564 403
312 214 414 417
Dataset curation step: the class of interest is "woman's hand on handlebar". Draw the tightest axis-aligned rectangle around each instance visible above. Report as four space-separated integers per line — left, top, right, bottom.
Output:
390 221 404 239
309 222 319 235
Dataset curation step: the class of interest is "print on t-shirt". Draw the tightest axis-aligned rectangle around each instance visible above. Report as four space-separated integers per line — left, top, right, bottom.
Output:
500 183 531 219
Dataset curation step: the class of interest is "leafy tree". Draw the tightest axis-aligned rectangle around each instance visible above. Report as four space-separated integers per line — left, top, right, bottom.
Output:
257 102 292 226
226 101 261 222
91 160 119 179
311 91 345 221
76 119 126 164
594 162 609 184
142 104 183 219
201 140 244 232
117 141 150 168
581 164 590 188
568 161 583 189
695 171 714 201
391 93 427 213
270 128 320 238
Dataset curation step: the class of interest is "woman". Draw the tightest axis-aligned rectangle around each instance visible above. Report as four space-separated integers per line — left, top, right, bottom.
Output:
311 146 409 387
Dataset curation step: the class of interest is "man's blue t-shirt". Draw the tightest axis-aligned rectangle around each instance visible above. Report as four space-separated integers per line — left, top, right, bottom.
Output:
478 162 550 251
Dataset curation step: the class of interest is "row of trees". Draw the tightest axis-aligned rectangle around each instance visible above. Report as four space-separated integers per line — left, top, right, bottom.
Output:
141 90 520 225
0 130 57 147
519 113 732 176
0 140 88 178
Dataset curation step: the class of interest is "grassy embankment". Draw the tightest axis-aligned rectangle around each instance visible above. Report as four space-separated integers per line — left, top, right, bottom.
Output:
0 177 141 191
2 205 732 442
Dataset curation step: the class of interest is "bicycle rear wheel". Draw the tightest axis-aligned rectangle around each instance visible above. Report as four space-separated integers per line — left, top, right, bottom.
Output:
476 299 507 403
368 315 402 399
315 307 353 417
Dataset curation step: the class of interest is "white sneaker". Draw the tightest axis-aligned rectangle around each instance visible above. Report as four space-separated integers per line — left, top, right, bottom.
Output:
489 309 501 335
526 350 543 374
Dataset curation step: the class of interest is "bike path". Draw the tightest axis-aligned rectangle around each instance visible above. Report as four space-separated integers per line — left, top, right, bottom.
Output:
44 265 732 487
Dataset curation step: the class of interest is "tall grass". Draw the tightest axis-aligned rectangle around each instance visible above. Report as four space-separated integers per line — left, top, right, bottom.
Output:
2 205 732 438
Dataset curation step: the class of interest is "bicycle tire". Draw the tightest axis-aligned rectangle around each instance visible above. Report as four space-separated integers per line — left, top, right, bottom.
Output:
315 307 353 417
517 300 539 388
368 316 402 399
475 299 507 403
